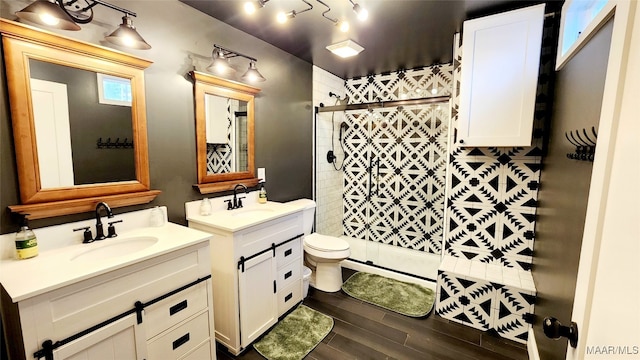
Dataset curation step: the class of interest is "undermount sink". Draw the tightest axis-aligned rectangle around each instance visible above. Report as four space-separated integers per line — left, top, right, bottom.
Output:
230 208 277 218
71 236 159 261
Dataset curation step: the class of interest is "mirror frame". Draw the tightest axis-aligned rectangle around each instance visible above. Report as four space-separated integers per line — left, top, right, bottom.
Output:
1 19 160 219
190 71 261 193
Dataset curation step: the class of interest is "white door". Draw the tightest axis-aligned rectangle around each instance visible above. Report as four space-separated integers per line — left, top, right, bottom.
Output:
30 78 74 188
238 251 278 348
565 2 640 359
52 314 147 360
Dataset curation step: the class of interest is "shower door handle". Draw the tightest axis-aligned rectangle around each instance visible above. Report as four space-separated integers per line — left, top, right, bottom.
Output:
367 156 380 200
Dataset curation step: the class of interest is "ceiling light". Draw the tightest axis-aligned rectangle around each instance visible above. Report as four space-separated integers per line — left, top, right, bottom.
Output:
244 0 268 15
16 0 151 49
338 20 350 32
16 0 81 30
105 15 151 50
207 44 266 83
241 61 266 82
277 0 313 24
349 0 368 21
326 39 364 58
277 11 296 23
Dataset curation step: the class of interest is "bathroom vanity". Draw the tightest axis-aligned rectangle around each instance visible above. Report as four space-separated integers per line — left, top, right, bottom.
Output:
186 200 304 355
0 217 216 360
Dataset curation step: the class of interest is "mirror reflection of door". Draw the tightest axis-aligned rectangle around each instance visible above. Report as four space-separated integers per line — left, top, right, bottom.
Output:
205 93 248 174
28 59 136 187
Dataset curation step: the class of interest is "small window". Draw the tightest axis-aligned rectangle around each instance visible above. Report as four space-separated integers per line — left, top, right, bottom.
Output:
97 73 132 106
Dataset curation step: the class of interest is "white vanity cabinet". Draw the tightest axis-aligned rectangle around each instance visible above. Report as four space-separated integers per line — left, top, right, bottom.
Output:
1 238 216 360
457 4 545 147
188 208 304 355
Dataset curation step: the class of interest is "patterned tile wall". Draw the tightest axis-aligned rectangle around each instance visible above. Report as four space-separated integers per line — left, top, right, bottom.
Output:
444 16 556 270
342 65 453 254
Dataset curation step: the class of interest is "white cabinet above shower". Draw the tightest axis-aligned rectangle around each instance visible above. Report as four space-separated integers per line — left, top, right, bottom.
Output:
457 4 545 147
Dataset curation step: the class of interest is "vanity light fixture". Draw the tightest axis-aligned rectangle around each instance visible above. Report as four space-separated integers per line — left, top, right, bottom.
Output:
207 44 266 83
16 0 151 49
326 39 364 58
16 0 80 30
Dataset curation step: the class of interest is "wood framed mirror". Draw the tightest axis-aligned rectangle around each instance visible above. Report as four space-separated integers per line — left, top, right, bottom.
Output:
190 71 260 194
1 19 159 219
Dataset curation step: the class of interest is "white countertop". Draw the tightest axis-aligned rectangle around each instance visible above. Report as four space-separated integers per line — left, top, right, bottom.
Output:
186 201 304 232
0 223 212 302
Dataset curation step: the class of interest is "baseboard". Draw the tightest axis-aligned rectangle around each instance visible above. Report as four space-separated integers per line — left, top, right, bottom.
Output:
527 328 541 360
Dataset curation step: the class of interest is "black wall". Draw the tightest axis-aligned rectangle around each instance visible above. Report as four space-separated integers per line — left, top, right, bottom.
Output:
0 1 313 233
532 19 613 360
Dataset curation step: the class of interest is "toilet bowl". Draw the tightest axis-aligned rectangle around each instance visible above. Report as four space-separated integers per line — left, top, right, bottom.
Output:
287 199 351 293
303 233 350 292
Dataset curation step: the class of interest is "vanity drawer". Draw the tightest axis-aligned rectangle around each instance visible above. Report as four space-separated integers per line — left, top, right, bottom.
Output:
277 281 302 317
179 339 212 360
147 311 210 359
144 281 209 339
277 260 301 291
276 237 301 268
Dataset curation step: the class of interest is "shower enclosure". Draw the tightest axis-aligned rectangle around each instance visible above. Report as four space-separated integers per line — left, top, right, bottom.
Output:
315 97 451 282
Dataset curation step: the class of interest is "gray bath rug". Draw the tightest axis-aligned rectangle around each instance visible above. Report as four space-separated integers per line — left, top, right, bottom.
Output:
253 304 333 360
342 272 435 317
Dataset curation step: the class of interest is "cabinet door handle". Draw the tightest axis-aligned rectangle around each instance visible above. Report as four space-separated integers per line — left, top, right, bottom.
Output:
273 280 276 294
284 270 292 279
284 248 292 257
169 300 188 316
172 333 190 350
285 293 293 302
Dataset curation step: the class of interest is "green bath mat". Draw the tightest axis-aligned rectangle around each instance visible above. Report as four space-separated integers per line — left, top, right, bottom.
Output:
253 305 334 360
342 272 435 317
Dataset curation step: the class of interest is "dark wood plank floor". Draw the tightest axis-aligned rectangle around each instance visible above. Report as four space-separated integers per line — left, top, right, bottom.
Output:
217 269 528 360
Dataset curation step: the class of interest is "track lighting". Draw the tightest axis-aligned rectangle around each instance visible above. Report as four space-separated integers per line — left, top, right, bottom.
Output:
244 0 269 15
207 45 266 83
277 0 313 24
249 0 364 33
16 0 151 49
349 0 368 21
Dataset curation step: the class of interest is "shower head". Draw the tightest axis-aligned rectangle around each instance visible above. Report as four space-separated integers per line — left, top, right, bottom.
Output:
329 92 349 105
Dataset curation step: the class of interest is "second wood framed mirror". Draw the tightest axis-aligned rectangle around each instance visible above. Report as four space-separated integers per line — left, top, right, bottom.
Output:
190 71 261 194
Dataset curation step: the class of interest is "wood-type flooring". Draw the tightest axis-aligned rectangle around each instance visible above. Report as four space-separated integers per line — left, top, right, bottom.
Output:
216 269 528 360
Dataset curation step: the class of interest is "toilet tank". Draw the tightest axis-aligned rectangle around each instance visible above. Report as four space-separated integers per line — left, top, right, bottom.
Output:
286 199 316 235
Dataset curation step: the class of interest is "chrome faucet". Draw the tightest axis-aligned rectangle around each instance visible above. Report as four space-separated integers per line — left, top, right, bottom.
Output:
231 184 248 210
94 202 114 240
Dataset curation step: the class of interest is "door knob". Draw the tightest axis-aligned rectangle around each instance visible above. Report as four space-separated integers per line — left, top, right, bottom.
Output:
543 317 579 348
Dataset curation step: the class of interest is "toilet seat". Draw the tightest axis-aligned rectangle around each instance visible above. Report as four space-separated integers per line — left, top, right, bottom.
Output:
304 233 349 252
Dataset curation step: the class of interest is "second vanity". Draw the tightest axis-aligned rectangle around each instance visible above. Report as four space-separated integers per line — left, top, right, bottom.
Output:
186 197 304 355
0 208 216 360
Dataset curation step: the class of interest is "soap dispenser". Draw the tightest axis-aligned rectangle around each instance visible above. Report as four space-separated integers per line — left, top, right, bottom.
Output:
15 215 38 260
258 183 267 204
200 198 212 215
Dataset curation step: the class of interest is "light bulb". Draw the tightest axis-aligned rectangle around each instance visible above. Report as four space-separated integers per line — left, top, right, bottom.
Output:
39 12 60 26
339 20 350 32
244 2 257 14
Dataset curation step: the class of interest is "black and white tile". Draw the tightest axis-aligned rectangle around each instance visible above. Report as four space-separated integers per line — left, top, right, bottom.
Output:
342 66 452 254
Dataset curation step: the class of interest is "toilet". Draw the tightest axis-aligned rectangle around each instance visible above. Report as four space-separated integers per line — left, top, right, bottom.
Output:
288 199 350 292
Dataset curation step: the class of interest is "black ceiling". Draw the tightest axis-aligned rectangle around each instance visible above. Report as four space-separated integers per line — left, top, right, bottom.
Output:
181 0 556 79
